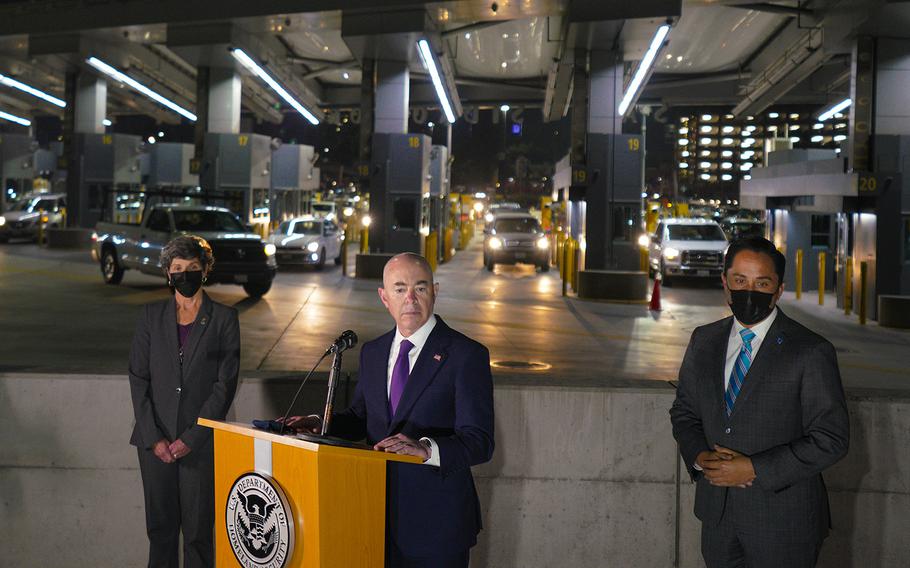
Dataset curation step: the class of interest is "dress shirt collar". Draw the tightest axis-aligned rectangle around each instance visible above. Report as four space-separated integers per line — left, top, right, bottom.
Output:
731 306 778 344
393 314 437 352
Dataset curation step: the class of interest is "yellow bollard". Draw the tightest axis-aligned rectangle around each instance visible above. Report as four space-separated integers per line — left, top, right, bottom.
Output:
443 228 453 262
818 252 826 306
60 206 67 228
639 246 649 273
424 231 438 272
561 239 569 297
341 237 348 277
844 257 853 315
795 249 803 300
859 261 868 325
360 227 369 254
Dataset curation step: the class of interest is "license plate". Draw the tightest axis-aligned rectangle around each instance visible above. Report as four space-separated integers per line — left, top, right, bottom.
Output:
235 274 249 283
514 253 527 260
697 270 710 277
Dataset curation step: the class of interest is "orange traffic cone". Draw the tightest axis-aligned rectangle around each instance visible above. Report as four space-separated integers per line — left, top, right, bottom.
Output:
649 273 662 311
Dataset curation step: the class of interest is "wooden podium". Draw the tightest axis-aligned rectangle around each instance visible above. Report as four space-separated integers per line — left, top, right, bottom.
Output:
199 419 421 568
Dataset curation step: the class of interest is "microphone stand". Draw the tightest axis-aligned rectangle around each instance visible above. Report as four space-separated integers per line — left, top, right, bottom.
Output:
320 347 344 436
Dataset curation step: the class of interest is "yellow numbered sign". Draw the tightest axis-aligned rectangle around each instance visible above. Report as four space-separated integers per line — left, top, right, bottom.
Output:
358 164 369 176
102 135 113 145
572 169 587 184
408 136 420 149
628 138 641 152
858 175 877 193
238 135 249 147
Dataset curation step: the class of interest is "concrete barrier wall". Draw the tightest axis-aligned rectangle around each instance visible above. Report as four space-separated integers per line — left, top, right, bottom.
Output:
1 373 907 567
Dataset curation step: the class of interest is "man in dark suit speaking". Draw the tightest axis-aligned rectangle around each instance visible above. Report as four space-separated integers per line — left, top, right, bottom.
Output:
670 237 849 568
287 252 494 568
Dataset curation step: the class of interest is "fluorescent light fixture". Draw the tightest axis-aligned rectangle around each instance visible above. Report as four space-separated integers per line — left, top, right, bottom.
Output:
500 104 510 113
721 162 733 170
744 175 752 180
678 127 688 135
230 49 319 125
722 126 734 134
700 137 713 145
811 135 824 143
699 161 711 169
790 125 800 131
416 39 456 124
87 57 196 122
700 150 711 157
790 136 800 143
679 162 688 169
700 125 712 133
768 112 779 118
700 173 711 181
681 150 690 157
813 123 824 130
0 73 66 108
0 109 31 126
678 138 689 146
721 150 733 158
818 98 851 121
617 24 671 115
834 134 847 142
701 114 713 121
102 119 112 126
722 138 734 146
722 174 733 181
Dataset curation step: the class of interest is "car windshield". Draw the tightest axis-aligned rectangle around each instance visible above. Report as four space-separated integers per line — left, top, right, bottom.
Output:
15 198 56 213
495 217 540 233
312 204 333 212
668 225 727 241
291 221 320 235
172 210 245 232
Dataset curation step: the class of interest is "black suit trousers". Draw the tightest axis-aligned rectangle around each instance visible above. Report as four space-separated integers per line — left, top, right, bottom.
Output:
137 439 215 568
702 513 821 568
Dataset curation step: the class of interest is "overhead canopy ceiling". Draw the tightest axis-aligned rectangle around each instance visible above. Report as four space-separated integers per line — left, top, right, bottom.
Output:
0 0 892 126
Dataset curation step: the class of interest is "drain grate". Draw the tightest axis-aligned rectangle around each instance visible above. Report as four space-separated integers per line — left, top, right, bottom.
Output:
490 360 552 371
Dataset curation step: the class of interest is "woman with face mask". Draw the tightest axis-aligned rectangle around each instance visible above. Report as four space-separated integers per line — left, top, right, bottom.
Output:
128 235 241 568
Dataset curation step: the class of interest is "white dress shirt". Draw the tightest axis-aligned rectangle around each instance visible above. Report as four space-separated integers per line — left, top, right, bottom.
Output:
723 307 778 390
387 314 440 466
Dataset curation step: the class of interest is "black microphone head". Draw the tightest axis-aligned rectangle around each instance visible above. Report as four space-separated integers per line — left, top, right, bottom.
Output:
341 330 357 349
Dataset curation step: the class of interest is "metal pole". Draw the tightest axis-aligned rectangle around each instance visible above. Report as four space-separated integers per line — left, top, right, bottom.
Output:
795 249 803 300
844 257 853 314
818 251 826 306
320 350 344 436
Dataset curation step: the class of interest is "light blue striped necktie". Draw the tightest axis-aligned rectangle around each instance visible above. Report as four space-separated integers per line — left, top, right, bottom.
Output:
725 328 757 416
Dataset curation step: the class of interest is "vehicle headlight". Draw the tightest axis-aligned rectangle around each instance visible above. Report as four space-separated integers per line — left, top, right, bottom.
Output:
489 237 503 250
536 237 549 250
307 241 319 252
637 234 650 248
663 247 680 260
264 243 277 256
484 212 494 223
0 217 5 227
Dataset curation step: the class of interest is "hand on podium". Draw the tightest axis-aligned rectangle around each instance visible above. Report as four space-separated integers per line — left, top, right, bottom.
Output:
278 414 322 434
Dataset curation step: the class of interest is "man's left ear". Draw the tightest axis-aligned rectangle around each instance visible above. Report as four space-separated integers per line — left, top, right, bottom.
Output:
433 282 439 296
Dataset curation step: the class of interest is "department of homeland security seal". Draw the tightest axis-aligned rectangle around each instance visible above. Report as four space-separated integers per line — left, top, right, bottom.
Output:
226 472 295 568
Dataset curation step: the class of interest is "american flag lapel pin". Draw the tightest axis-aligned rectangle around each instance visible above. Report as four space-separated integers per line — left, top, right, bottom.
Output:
433 354 442 362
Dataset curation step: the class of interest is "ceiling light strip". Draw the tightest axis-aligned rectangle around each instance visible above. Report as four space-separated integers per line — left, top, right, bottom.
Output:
818 98 852 122
231 48 320 125
86 57 196 122
0 109 31 126
618 24 671 116
417 39 456 124
0 74 66 108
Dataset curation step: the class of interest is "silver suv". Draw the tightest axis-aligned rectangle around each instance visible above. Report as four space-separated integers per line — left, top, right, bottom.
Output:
483 212 550 272
0 193 67 242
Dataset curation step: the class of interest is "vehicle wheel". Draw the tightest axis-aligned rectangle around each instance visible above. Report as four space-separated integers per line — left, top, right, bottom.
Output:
101 249 124 284
539 261 550 272
315 248 326 270
334 250 342 265
485 256 495 272
243 281 272 297
659 262 672 287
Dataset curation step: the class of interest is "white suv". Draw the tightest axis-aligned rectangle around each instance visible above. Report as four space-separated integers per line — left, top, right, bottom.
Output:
648 218 728 284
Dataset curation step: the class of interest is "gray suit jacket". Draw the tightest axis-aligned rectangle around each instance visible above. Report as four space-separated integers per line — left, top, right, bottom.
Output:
670 309 849 543
129 293 240 450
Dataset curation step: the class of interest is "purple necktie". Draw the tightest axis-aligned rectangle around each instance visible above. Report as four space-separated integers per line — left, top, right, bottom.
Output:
389 339 414 415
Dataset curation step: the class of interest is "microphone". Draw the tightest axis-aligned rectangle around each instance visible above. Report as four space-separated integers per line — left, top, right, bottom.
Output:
328 330 358 354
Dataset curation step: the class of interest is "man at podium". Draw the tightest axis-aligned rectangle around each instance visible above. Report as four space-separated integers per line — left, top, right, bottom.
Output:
286 252 494 568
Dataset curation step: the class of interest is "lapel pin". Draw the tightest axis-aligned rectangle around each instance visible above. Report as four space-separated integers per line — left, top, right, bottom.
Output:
433 354 442 362
777 336 783 345
200 317 208 326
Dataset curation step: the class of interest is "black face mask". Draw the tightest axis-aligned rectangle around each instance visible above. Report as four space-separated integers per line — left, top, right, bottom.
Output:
170 270 204 298
728 289 776 326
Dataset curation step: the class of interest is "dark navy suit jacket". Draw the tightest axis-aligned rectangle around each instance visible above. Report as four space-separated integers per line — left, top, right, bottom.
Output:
330 316 495 556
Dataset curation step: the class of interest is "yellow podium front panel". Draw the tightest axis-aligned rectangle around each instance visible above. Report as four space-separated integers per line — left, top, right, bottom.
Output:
201 419 420 568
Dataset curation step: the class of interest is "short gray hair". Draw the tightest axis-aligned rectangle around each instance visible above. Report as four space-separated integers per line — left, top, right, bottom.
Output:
160 235 215 275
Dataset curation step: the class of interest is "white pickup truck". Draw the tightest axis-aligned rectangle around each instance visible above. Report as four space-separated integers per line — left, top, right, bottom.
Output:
92 204 278 297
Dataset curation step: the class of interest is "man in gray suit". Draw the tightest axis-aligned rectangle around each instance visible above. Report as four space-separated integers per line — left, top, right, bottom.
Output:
670 236 849 568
